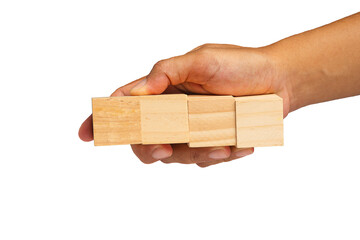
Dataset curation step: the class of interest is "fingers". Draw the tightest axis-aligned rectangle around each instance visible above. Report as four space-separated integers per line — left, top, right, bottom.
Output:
78 115 93 141
162 145 232 164
134 43 243 96
111 77 146 96
130 48 221 95
79 77 184 144
131 143 232 164
111 78 179 161
130 54 194 95
131 144 173 164
131 143 254 167
80 44 225 142
196 147 254 168
189 43 240 53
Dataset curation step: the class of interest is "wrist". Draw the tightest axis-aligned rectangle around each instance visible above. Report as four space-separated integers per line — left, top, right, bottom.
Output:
257 45 296 116
260 42 322 114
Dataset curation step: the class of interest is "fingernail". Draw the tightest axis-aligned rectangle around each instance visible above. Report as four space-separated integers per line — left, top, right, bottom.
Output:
208 148 228 160
130 78 148 95
152 146 171 160
235 149 253 158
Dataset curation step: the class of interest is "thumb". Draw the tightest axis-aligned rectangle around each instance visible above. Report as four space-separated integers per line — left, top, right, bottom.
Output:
130 54 195 95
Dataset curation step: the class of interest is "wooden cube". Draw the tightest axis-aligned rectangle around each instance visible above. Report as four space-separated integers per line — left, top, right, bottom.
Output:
92 97 141 146
140 94 189 144
188 95 236 147
235 94 283 148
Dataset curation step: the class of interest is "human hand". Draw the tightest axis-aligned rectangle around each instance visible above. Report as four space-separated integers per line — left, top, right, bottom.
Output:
79 44 292 167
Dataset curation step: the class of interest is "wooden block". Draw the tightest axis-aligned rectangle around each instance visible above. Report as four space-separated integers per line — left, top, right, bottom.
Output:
92 97 141 146
235 94 283 148
188 95 236 147
92 94 284 148
140 94 189 144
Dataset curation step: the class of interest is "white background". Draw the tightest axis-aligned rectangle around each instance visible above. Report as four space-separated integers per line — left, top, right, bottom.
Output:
0 1 359 239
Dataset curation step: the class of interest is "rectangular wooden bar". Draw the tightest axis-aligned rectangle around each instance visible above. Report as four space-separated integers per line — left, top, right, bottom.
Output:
235 94 283 148
92 97 141 146
140 94 189 144
92 94 284 148
188 95 236 147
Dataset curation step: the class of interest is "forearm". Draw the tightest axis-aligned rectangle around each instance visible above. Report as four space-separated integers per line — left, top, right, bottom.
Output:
266 12 360 112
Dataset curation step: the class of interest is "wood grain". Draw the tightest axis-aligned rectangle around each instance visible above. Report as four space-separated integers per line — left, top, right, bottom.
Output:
140 94 189 144
188 95 236 147
92 94 284 148
235 94 283 148
92 97 141 146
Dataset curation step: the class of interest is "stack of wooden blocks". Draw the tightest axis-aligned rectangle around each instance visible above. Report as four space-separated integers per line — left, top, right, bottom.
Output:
92 94 284 148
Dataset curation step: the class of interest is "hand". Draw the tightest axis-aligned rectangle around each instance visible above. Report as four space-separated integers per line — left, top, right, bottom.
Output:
79 44 292 167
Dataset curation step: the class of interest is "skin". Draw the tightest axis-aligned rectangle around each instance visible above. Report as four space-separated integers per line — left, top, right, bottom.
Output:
79 12 360 167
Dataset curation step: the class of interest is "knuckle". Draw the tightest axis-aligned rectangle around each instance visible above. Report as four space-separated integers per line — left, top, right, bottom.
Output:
198 46 213 55
190 150 202 163
190 44 215 56
135 145 156 164
153 59 167 71
198 43 214 49
193 47 215 63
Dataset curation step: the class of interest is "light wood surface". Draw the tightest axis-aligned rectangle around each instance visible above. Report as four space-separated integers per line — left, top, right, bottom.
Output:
140 94 189 144
92 94 284 148
92 97 141 146
188 95 236 147
235 94 283 148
